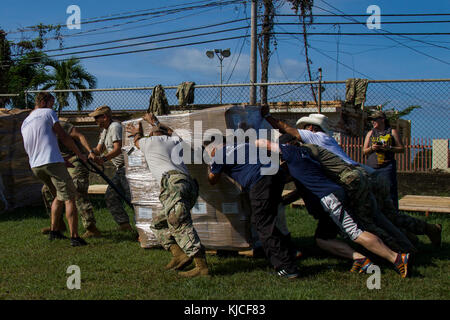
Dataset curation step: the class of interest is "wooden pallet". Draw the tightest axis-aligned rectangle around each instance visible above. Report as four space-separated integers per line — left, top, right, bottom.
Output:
399 195 450 216
88 184 108 194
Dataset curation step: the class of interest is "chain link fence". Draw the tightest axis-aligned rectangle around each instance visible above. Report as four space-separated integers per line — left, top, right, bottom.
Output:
14 79 450 172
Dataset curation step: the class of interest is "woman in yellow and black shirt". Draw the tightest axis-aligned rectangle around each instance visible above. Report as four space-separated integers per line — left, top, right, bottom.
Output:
363 111 405 211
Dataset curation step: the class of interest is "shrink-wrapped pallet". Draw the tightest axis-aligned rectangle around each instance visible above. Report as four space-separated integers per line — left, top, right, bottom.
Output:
0 109 43 211
122 105 272 250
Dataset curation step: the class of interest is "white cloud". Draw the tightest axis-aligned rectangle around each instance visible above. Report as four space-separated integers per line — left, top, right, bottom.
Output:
162 48 251 81
270 58 305 81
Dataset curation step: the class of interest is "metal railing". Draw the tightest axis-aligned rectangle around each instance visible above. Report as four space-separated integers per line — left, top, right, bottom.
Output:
4 79 449 172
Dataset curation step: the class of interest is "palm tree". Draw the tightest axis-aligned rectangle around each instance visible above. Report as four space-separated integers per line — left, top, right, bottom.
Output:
41 57 97 114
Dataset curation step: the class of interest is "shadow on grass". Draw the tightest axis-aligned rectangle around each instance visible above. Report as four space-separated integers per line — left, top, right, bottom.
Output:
0 205 48 222
292 234 450 279
93 229 140 244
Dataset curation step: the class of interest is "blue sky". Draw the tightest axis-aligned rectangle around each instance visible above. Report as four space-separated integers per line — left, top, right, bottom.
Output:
2 0 449 89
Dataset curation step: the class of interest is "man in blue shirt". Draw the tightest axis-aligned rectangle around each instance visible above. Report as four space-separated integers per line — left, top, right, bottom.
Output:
207 141 300 279
256 138 412 278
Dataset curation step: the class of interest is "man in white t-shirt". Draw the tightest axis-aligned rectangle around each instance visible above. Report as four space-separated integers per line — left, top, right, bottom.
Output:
21 92 87 247
127 113 209 278
89 105 133 232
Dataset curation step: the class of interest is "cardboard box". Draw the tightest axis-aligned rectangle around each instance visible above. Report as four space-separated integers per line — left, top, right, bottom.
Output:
122 105 272 250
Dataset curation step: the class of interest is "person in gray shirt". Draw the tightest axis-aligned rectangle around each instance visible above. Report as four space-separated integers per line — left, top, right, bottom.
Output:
89 105 133 232
127 112 209 278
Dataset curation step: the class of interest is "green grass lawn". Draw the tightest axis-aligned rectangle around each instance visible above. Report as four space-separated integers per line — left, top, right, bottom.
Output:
0 198 449 300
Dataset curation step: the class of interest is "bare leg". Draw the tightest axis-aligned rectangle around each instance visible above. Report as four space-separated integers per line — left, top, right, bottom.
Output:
51 198 64 231
65 199 79 238
316 238 365 260
354 231 397 264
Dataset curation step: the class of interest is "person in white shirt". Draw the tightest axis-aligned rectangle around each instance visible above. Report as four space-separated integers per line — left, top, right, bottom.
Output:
21 92 87 247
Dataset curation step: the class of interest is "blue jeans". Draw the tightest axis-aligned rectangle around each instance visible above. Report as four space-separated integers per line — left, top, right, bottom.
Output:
375 161 399 211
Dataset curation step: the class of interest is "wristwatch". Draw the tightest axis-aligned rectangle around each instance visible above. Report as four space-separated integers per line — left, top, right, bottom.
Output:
101 156 108 163
89 149 95 154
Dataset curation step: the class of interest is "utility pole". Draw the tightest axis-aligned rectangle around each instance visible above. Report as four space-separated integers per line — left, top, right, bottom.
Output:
249 0 257 105
318 68 322 114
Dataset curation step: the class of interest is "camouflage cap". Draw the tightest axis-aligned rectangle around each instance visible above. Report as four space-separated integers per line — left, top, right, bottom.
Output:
89 105 111 117
369 110 386 119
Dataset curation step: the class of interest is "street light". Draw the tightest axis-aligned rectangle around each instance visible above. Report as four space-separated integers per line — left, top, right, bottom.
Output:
206 48 230 104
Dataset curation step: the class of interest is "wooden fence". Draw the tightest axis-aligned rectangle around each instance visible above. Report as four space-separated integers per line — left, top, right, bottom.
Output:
339 136 448 172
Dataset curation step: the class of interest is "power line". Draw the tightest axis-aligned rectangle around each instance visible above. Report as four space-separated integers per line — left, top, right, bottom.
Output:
8 0 244 34
43 26 249 59
0 35 251 67
316 0 450 66
278 20 450 25
12 18 250 56
273 32 450 36
274 13 450 17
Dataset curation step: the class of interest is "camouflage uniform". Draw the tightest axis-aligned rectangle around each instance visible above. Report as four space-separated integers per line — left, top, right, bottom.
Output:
42 155 96 228
370 172 428 235
304 144 414 252
104 167 131 225
150 170 202 258
42 121 96 228
97 121 131 225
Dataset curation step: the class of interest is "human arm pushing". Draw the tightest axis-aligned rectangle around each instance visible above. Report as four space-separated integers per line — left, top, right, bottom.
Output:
70 127 95 157
143 112 173 136
260 105 302 141
126 122 144 149
53 122 87 162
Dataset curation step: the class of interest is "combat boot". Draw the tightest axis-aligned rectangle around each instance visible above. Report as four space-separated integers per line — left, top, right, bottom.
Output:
165 244 192 270
82 225 102 238
118 222 133 232
178 251 209 278
426 223 442 248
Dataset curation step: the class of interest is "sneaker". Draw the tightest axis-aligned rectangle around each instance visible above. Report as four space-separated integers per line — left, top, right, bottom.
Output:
70 237 88 247
49 230 68 240
276 267 299 279
118 223 133 232
350 257 374 274
394 253 411 278
294 250 303 260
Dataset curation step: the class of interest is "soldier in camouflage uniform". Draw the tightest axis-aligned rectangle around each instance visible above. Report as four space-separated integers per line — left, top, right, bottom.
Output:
286 137 416 253
370 172 442 247
89 106 133 232
127 113 208 278
153 171 202 257
41 121 101 238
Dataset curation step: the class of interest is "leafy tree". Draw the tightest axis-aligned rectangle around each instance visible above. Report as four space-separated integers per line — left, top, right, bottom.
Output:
0 30 12 107
0 24 64 108
7 51 48 108
41 57 97 115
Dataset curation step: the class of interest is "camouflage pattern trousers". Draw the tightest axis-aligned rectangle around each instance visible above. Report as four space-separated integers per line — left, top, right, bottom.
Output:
340 166 416 253
42 156 96 229
370 171 428 236
150 170 202 257
105 167 131 225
